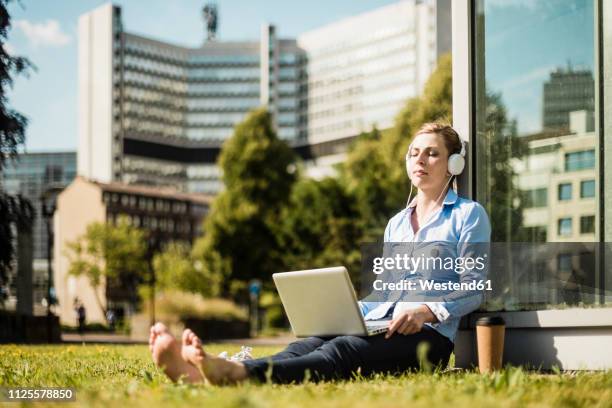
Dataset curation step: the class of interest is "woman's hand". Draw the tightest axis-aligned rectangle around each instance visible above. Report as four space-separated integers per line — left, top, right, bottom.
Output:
385 306 436 339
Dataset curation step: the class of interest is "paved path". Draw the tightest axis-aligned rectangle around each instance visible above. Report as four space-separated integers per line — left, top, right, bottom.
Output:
61 332 295 346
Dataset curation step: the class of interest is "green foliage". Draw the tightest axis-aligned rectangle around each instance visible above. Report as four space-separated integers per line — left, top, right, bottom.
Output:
0 0 35 288
151 242 219 297
0 0 34 173
65 217 148 315
259 290 286 329
191 55 455 297
218 107 296 204
141 289 248 323
0 194 34 288
192 108 296 293
279 177 362 279
477 91 527 242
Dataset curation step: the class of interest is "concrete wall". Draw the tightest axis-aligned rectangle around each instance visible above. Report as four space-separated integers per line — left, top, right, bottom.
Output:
54 177 106 325
78 3 114 183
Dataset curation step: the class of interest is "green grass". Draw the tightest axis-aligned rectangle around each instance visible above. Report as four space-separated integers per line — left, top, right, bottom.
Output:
1 344 611 408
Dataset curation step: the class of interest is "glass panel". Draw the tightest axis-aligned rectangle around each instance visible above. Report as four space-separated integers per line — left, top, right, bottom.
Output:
558 217 572 236
580 215 595 234
558 183 572 201
565 149 595 171
474 0 603 310
580 180 596 198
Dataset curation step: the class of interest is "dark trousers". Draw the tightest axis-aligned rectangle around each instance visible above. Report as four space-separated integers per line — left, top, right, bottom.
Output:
242 326 453 384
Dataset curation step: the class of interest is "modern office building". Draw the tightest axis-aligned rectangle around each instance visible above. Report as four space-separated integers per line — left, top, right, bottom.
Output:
53 177 213 324
542 67 595 131
78 1 451 188
78 3 306 194
297 0 451 177
1 152 76 312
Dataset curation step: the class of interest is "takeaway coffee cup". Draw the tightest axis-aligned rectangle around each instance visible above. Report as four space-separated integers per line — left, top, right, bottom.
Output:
475 316 505 373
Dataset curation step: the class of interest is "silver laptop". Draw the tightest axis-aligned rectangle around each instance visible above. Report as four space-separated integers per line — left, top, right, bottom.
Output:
273 266 390 337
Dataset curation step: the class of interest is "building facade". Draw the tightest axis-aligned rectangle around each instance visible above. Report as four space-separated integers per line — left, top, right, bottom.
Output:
542 67 595 131
53 177 212 325
78 4 306 194
297 0 451 177
78 1 451 188
1 152 76 312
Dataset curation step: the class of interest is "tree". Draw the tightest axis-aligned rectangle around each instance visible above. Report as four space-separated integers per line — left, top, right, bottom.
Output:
64 217 148 316
192 108 296 294
279 177 363 281
340 53 453 237
151 241 219 296
0 0 32 171
478 91 526 242
0 193 33 305
0 0 35 288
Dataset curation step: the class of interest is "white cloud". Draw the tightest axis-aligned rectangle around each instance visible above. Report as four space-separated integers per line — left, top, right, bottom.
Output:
5 42 15 54
486 0 538 10
14 19 71 47
498 65 556 91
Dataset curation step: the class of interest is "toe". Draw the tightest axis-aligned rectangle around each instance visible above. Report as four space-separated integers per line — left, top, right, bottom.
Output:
152 334 173 361
153 322 168 335
182 329 190 345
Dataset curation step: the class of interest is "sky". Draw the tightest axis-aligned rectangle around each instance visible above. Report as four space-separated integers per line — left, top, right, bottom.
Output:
482 0 594 135
5 0 597 152
5 0 398 152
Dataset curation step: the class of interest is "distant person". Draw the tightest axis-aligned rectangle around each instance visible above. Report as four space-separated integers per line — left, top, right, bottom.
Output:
77 303 86 335
149 123 491 385
106 309 116 331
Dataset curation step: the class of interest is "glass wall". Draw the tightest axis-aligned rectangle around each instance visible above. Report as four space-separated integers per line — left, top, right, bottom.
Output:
473 0 608 310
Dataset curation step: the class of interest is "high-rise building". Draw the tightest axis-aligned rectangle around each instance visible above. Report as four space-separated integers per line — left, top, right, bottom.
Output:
1 152 76 311
297 0 451 177
78 1 451 190
78 4 306 194
542 67 595 131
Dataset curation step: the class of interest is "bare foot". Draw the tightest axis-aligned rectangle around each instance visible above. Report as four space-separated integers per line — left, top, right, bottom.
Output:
149 322 203 383
181 328 248 385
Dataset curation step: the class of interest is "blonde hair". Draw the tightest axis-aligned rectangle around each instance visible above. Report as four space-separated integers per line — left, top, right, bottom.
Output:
414 122 462 157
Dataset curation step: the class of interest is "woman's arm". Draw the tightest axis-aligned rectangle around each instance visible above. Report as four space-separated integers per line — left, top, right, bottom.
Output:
425 203 491 323
385 304 437 337
387 202 491 334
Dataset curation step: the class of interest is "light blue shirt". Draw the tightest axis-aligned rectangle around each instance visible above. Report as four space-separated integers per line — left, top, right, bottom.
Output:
358 188 491 343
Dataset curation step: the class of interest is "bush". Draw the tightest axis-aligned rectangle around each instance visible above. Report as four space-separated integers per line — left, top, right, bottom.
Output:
260 291 287 329
143 290 248 325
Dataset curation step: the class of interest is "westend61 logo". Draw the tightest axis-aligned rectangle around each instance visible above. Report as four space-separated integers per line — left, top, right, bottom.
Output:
371 277 493 292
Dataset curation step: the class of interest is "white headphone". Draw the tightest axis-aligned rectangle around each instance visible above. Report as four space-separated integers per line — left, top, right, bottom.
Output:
405 136 466 178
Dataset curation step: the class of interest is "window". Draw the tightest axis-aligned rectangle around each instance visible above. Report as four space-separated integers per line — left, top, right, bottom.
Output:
565 150 595 172
580 215 595 234
580 180 595 198
558 183 572 201
557 253 573 273
558 218 572 236
522 188 548 208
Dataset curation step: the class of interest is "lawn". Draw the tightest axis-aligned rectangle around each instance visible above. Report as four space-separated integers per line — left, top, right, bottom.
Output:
1 344 611 408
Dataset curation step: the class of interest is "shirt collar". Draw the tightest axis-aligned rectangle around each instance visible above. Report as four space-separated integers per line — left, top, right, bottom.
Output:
407 188 458 209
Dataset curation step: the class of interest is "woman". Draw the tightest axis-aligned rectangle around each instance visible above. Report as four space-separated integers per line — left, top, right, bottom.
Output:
149 123 491 385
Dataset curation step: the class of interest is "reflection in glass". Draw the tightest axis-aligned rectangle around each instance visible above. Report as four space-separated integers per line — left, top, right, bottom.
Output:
474 0 602 310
